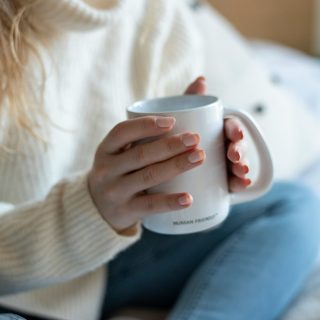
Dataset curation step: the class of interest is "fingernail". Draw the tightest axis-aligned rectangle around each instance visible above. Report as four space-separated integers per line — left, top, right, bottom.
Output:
188 150 204 163
182 133 198 147
237 130 244 140
243 165 249 174
178 194 193 206
233 151 240 162
156 117 176 128
197 76 206 83
244 178 251 186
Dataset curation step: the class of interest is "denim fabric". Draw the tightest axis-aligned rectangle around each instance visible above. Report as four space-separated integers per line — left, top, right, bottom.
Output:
0 308 48 320
102 182 320 320
0 315 25 320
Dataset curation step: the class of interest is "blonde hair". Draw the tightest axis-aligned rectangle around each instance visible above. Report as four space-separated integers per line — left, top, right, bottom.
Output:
0 0 50 150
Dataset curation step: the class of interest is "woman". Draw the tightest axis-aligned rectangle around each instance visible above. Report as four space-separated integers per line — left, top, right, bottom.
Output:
0 1 319 319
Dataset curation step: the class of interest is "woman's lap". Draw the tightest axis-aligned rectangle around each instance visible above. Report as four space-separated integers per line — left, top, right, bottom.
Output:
102 182 320 319
168 184 320 319
0 182 319 320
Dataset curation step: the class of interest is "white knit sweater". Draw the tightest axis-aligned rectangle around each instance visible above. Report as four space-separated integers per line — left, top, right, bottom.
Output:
0 0 202 319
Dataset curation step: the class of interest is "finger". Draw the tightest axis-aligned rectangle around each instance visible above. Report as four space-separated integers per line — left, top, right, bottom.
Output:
230 162 249 179
224 118 244 142
184 76 207 95
229 176 251 192
114 132 200 174
227 141 247 163
101 116 176 154
120 148 205 197
127 192 193 218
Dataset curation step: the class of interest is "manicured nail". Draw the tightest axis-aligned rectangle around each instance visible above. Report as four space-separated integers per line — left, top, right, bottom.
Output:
156 117 176 128
237 130 244 140
243 165 249 174
182 133 198 147
233 151 240 162
188 150 204 163
178 194 193 206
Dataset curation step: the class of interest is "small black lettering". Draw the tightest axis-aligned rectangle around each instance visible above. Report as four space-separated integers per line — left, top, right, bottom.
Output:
173 220 194 225
173 213 219 226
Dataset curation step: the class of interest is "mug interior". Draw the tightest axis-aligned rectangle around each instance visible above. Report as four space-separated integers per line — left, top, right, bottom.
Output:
128 95 218 114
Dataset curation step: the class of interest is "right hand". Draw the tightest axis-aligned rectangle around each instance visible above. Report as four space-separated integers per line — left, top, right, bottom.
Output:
88 116 205 233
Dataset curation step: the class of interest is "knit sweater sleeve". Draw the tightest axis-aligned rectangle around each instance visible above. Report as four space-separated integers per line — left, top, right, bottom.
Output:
0 172 141 295
155 1 204 97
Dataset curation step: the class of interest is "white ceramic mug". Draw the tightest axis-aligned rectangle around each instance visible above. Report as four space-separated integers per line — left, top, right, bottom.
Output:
127 95 273 234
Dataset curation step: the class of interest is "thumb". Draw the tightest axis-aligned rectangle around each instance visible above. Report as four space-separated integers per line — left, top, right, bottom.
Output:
184 76 207 95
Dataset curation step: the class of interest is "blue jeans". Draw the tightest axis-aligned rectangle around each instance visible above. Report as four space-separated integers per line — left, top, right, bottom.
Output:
0 315 25 320
102 182 320 320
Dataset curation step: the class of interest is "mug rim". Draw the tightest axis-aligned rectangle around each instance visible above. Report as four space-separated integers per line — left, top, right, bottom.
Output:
127 95 220 114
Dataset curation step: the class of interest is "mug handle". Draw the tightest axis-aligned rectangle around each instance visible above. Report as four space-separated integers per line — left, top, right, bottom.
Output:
224 108 274 205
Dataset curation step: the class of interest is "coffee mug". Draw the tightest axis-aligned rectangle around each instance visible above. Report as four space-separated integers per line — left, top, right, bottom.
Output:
127 95 273 234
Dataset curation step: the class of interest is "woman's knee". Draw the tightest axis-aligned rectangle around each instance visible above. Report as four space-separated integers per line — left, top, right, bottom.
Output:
233 181 320 229
262 182 320 220
261 182 320 262
270 181 319 201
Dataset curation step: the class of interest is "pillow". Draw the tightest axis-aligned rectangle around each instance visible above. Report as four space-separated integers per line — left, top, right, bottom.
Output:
251 41 320 194
191 3 320 180
252 40 320 118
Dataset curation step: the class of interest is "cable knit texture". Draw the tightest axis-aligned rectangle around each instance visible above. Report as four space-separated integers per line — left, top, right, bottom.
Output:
0 0 203 319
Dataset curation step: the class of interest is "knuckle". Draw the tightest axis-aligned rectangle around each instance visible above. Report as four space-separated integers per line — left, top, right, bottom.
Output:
109 122 125 141
104 185 119 204
165 137 178 153
142 167 158 185
133 144 146 164
144 196 155 212
93 155 112 176
175 155 187 171
142 117 157 131
93 166 107 183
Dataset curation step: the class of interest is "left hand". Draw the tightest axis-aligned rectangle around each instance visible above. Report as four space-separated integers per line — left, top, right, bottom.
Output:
184 76 251 192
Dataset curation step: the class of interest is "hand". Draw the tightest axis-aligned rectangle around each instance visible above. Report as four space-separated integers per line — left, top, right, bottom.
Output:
88 115 203 232
88 76 249 233
185 76 250 192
